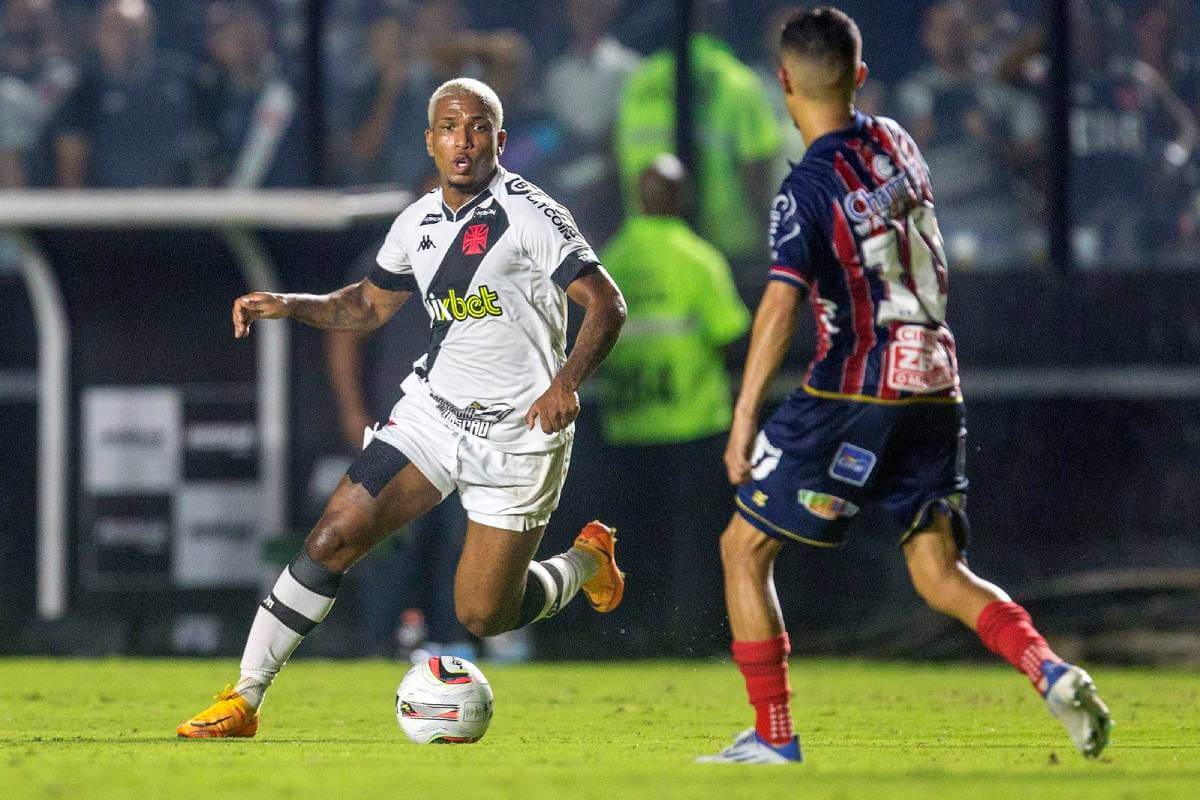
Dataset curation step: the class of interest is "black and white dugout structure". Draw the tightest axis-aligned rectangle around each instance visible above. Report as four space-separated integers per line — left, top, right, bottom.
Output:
1 190 409 623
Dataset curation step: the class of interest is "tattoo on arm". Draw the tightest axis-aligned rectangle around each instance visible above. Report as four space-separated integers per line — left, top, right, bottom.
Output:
287 281 406 332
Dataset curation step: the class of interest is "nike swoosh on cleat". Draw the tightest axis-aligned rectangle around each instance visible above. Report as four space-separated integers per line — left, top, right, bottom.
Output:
189 716 232 727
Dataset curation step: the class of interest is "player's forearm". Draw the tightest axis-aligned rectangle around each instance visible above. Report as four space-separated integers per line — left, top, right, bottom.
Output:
555 293 627 393
284 282 384 332
734 286 799 420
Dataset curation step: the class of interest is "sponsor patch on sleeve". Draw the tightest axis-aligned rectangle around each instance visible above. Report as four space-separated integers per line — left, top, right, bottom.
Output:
828 442 876 487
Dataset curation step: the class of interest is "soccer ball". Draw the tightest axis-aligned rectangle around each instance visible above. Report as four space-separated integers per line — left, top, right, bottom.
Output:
395 655 494 744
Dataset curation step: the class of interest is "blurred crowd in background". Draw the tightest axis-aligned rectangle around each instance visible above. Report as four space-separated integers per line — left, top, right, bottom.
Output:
2 0 1199 270
3 0 1199 662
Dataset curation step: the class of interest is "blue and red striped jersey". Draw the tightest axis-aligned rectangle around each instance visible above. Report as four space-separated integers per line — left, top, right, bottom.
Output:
768 110 961 404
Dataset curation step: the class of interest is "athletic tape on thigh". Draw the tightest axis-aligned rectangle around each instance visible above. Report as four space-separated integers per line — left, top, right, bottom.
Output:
346 438 411 498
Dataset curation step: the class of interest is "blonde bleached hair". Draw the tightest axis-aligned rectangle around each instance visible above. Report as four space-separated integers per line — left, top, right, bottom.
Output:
427 78 504 130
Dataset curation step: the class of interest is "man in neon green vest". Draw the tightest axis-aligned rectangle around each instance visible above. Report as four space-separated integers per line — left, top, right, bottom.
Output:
615 33 780 260
597 154 749 653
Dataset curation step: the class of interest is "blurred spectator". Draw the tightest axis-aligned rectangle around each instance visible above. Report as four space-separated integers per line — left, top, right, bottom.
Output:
327 0 539 191
1132 0 1200 265
328 9 433 188
483 29 566 190
615 9 780 262
194 1 304 188
0 0 77 187
596 155 749 654
52 0 194 187
1069 0 1198 267
1134 1 1200 113
896 0 1044 268
541 0 640 245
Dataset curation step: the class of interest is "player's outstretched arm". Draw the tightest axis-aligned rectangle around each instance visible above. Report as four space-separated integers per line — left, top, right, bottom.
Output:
231 279 411 339
525 266 627 434
726 281 801 485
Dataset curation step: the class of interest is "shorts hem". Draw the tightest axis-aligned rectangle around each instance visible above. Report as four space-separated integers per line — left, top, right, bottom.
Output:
801 383 964 406
466 509 554 532
734 496 844 548
896 494 969 549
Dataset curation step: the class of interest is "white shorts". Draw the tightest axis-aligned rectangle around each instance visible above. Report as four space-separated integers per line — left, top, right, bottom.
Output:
373 389 572 532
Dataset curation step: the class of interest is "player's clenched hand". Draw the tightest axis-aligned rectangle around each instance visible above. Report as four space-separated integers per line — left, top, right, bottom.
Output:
232 292 290 339
525 380 579 434
724 413 758 485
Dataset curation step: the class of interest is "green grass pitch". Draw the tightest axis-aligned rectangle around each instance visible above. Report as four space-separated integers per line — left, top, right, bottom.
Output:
1 658 1196 799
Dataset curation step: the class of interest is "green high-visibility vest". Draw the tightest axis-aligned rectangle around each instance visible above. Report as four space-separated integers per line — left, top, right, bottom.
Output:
615 34 781 259
599 215 750 445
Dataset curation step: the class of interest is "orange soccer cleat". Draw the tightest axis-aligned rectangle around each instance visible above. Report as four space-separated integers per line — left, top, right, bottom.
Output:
176 685 259 739
573 520 625 613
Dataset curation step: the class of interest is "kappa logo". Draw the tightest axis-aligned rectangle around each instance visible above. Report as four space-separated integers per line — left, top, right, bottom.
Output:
462 223 490 255
419 212 442 226
417 235 435 252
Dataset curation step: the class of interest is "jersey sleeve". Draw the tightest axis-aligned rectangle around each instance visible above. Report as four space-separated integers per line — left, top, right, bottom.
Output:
692 241 750 347
767 185 819 289
369 213 419 292
519 197 602 291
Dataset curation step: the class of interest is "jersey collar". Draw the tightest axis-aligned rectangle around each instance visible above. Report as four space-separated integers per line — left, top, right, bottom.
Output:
803 109 869 158
439 167 504 222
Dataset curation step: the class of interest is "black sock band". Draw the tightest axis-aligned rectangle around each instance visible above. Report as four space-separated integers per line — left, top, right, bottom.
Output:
517 567 548 628
261 593 319 635
288 550 342 598
516 561 567 627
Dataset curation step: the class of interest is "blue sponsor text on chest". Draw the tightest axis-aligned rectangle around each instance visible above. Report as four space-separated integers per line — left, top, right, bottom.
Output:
843 171 918 234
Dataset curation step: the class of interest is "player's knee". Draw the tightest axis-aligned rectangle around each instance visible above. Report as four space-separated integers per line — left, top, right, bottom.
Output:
456 602 511 638
719 520 775 572
304 515 362 572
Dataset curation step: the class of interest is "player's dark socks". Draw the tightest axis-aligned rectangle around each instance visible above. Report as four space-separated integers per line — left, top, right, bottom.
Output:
733 633 795 747
976 600 1062 694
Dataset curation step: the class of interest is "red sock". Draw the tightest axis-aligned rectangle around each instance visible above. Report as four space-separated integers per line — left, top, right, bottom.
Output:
975 600 1062 693
732 633 793 746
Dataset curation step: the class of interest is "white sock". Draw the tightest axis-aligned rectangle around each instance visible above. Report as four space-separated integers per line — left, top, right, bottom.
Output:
237 559 338 708
527 547 599 623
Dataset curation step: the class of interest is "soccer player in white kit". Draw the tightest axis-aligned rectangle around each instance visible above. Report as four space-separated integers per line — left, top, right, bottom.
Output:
178 78 628 737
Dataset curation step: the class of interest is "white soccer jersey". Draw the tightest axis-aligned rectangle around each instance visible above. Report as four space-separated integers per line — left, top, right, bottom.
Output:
371 166 600 453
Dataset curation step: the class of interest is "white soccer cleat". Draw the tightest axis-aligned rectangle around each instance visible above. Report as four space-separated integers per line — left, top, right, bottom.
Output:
696 728 803 764
1043 662 1113 758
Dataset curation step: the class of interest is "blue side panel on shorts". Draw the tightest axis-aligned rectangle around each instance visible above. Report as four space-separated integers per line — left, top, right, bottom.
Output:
734 394 968 547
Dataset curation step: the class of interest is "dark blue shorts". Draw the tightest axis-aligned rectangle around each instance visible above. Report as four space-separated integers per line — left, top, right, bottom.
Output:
735 392 969 548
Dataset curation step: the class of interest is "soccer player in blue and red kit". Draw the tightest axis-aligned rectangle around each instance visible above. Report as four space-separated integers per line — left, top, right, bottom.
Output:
698 8 1112 764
